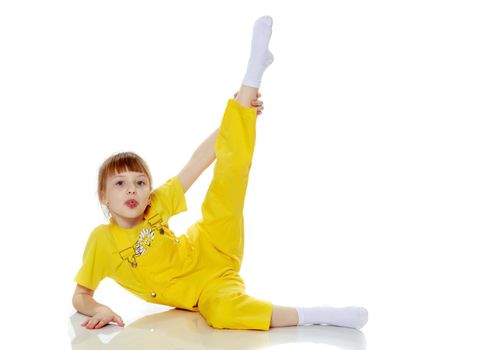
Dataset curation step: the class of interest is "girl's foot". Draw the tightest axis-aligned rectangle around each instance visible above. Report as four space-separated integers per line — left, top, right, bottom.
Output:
296 305 369 329
242 15 274 88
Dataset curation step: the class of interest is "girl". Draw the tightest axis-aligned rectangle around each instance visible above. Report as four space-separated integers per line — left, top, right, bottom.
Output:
73 15 369 331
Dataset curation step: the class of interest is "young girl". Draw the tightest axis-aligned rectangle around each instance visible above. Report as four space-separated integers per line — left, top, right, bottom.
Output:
73 15 369 331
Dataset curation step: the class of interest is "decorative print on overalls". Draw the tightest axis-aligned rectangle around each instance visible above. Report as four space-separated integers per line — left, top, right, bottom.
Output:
118 213 168 268
135 228 154 257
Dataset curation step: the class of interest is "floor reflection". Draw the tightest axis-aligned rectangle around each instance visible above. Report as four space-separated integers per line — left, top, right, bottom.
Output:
69 308 366 349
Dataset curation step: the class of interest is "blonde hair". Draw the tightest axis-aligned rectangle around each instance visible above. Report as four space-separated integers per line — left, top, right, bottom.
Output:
97 151 153 204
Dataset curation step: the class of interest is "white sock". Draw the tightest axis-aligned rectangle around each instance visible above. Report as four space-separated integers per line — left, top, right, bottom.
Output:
242 15 274 88
296 305 369 329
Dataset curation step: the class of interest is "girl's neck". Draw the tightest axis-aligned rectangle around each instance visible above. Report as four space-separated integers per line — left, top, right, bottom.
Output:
111 214 144 229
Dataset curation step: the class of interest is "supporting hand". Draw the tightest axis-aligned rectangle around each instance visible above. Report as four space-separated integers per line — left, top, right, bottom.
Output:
80 306 125 329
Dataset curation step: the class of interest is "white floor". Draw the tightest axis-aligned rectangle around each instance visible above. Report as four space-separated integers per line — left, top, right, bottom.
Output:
66 304 490 350
65 282 490 350
69 306 366 350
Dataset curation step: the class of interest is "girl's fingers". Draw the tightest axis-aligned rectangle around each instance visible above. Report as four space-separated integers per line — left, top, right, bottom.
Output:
94 320 105 329
80 316 124 329
91 318 103 329
114 315 125 326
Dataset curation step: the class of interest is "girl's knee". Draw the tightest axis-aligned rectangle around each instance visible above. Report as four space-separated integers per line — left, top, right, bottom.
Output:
199 294 270 330
215 157 252 179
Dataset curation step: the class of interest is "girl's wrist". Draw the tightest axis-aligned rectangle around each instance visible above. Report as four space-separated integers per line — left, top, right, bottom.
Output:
94 305 110 313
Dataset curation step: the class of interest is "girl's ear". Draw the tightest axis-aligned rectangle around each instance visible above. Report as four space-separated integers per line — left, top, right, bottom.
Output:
100 191 107 205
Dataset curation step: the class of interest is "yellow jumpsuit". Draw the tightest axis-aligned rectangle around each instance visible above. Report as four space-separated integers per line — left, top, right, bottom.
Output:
74 98 273 330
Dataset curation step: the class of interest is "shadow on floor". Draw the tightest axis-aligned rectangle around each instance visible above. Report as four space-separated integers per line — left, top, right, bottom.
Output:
69 308 366 349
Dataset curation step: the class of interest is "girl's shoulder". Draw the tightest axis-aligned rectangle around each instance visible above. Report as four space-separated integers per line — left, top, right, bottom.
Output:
86 224 112 243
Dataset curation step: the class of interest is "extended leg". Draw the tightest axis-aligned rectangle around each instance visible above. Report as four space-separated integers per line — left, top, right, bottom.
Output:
271 304 369 329
198 274 273 331
270 305 299 327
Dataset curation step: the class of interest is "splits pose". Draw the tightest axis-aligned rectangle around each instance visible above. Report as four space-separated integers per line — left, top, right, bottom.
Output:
73 15 369 331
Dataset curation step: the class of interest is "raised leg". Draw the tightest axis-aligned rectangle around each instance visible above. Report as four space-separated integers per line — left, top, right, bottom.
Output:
195 14 274 271
234 85 259 108
197 98 257 271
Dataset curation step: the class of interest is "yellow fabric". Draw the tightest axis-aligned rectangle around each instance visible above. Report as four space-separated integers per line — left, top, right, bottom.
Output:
74 99 273 330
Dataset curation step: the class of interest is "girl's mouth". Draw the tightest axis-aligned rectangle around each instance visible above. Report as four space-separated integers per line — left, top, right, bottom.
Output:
125 199 139 208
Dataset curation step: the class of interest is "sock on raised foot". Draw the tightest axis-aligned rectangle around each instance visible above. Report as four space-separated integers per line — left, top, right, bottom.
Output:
295 305 369 329
242 15 274 89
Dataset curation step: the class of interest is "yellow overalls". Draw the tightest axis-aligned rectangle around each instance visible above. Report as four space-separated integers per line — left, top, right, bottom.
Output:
74 98 273 331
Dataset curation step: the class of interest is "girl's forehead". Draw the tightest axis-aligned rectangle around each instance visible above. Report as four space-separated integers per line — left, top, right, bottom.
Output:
109 171 147 179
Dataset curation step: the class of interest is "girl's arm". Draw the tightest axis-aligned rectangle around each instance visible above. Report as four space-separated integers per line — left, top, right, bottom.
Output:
177 128 219 194
177 92 263 194
73 284 125 329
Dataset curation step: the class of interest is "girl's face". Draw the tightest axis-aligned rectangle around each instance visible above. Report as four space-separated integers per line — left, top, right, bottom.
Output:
102 171 151 228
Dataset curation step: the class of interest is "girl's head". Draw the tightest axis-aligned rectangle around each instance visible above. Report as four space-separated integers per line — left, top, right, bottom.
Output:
98 152 153 226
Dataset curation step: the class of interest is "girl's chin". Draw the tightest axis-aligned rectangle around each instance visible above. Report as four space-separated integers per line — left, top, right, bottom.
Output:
114 209 145 220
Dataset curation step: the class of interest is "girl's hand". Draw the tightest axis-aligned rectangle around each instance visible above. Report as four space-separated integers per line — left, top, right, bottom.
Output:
234 91 264 115
80 306 125 330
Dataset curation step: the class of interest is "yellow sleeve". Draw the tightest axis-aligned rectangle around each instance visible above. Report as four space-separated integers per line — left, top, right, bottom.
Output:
150 175 188 218
74 228 110 291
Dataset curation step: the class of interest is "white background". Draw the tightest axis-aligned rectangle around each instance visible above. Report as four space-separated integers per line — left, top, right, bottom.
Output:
1 0 489 348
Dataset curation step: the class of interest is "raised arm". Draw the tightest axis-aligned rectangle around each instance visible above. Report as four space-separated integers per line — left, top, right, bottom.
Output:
177 92 263 193
177 128 219 194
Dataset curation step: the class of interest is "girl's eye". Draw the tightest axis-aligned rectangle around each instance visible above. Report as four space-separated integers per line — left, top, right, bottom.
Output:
114 180 145 186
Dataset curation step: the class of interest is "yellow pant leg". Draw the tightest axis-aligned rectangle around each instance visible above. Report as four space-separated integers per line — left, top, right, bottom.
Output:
197 98 257 271
198 272 273 331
